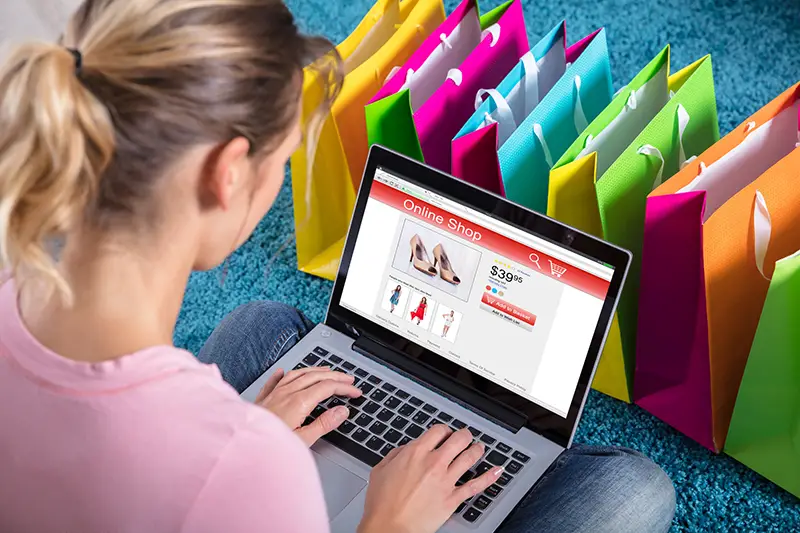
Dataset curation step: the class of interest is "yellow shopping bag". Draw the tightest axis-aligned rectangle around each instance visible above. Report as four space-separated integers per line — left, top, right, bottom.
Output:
293 0 445 279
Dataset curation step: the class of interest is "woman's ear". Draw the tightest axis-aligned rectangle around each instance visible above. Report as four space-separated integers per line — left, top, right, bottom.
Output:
203 137 252 210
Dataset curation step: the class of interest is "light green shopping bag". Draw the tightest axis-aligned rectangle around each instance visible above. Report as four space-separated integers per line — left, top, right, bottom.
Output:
726 249 800 497
547 53 720 401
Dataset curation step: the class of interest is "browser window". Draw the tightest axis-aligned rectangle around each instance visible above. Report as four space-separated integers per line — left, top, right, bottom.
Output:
340 168 614 417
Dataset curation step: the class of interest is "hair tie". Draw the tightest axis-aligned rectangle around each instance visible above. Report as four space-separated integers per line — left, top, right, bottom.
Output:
66 48 82 75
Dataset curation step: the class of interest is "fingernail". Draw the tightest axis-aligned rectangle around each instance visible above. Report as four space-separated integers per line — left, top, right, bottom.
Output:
493 467 503 477
334 406 350 421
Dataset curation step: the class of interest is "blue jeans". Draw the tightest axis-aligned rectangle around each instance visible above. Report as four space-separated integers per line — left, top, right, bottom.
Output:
198 302 676 533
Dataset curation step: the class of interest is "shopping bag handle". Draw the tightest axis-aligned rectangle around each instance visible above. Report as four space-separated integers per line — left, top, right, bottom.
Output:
380 24 428 84
481 23 501 48
475 89 516 144
753 190 771 279
637 103 694 190
519 51 540 117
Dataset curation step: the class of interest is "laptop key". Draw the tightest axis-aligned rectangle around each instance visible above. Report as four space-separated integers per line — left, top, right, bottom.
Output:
412 412 431 425
452 419 467 429
473 495 492 511
293 363 306 370
409 396 424 407
463 508 482 523
357 382 375 395
398 404 415 417
338 420 355 434
455 503 466 515
485 484 502 498
391 416 409 430
398 436 412 446
422 403 437 414
384 396 401 409
405 424 424 438
312 405 326 418
355 414 374 427
313 346 329 357
351 428 369 442
322 431 381 467
496 442 512 454
377 408 394 422
475 462 492 476
384 429 403 443
342 361 356 371
468 426 481 438
381 383 397 393
329 397 346 409
369 421 388 435
437 412 453 423
480 434 496 445
349 396 367 407
319 361 333 368
497 472 513 486
303 354 320 365
506 460 523 475
380 444 395 456
366 436 385 452
329 354 343 364
354 368 368 378
458 471 475 484
395 389 410 400
512 451 531 463
303 416 314 426
370 389 388 402
486 450 509 466
367 375 382 385
426 420 437 429
363 401 380 415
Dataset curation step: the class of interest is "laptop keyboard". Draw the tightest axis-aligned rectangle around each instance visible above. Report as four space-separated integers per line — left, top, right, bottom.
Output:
297 346 532 525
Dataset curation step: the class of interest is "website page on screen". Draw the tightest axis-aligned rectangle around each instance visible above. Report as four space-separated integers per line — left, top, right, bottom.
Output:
339 168 615 417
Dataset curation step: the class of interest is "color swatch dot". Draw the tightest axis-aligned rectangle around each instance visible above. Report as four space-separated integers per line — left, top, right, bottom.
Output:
492 288 498 294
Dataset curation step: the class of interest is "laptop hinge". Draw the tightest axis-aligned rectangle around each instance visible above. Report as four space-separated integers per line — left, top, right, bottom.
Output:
353 335 527 433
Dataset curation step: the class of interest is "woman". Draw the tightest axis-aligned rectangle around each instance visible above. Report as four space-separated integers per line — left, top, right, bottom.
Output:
0 0 675 531
411 296 428 325
442 310 456 338
389 284 402 313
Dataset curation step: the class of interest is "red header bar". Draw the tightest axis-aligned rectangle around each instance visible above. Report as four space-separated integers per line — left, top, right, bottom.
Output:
371 181 611 299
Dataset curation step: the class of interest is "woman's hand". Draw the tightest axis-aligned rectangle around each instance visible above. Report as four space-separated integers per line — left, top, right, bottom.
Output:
358 425 503 533
256 367 361 446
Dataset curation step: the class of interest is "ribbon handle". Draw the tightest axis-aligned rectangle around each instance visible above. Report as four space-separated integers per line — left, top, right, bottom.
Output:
753 190 772 279
533 123 554 168
480 23 501 48
573 76 589 133
475 89 516 145
519 51 540 117
638 144 665 190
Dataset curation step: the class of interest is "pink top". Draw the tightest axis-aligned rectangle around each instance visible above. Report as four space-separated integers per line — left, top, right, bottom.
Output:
0 278 329 532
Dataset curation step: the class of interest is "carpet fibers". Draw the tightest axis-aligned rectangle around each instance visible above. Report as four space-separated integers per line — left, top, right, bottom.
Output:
174 0 800 530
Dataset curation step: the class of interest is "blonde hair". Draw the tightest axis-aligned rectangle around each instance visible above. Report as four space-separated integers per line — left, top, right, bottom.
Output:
0 0 342 299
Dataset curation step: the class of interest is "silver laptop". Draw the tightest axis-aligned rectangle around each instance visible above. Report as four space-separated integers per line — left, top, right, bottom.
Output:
243 145 631 532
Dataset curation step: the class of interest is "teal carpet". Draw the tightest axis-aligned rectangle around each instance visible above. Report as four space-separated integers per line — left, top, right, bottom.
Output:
174 0 800 530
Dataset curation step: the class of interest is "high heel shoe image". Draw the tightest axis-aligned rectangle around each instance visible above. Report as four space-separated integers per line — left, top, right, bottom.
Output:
409 235 437 276
432 244 461 285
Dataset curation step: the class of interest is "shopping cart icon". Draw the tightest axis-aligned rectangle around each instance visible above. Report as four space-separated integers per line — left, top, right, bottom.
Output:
549 260 567 278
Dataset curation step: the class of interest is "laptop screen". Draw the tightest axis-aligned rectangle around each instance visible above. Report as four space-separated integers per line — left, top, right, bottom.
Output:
339 167 615 418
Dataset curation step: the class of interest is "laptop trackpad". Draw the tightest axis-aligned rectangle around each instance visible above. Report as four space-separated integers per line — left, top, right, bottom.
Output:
313 451 367 519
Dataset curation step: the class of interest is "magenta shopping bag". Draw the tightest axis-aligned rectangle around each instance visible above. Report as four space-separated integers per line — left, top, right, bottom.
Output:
366 0 529 172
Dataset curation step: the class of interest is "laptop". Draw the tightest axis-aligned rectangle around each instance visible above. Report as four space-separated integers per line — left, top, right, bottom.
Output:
242 145 631 532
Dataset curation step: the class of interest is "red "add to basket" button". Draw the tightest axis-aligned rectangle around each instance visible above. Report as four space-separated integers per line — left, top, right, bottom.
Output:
480 293 537 326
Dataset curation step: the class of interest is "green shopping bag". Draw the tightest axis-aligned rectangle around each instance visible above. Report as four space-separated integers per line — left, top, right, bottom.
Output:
726 249 800 497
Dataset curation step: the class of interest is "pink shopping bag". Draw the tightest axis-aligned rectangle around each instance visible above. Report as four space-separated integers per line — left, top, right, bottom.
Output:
366 0 529 172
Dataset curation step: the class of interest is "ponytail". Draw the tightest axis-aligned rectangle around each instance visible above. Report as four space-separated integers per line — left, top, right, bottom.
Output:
0 43 114 299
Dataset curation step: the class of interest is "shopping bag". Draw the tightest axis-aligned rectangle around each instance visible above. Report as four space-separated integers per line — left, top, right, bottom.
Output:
546 46 671 401
365 0 529 172
338 0 447 187
551 54 718 402
292 0 444 279
450 21 568 194
725 248 800 497
498 28 612 213
635 83 800 451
